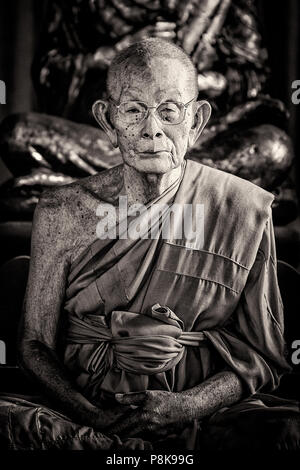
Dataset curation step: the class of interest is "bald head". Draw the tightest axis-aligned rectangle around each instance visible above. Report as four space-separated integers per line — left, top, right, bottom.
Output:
107 38 198 99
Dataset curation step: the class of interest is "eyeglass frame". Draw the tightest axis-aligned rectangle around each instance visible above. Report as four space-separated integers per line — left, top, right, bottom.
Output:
108 96 197 126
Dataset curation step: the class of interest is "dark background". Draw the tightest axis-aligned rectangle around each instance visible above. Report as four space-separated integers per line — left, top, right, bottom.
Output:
0 0 299 207
0 0 299 191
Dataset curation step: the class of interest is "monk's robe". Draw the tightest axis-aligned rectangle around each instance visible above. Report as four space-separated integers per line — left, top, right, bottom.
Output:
0 159 299 450
60 158 299 448
63 159 289 398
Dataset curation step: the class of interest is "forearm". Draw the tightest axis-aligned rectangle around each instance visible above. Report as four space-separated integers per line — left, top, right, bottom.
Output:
111 371 244 437
19 339 100 426
177 371 244 421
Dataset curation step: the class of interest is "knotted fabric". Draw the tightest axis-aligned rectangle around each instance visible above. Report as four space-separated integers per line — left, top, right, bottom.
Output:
65 304 206 376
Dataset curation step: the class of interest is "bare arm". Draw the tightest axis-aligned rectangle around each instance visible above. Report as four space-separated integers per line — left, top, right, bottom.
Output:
178 370 243 420
18 191 127 429
110 371 243 437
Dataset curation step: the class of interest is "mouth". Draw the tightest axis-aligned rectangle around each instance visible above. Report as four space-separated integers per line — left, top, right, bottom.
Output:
138 150 170 157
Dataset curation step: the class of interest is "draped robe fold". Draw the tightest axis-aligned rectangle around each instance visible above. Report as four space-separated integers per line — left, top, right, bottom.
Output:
0 159 299 450
62 159 290 403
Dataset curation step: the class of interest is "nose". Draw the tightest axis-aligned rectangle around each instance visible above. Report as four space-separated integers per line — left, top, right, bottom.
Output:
141 111 163 139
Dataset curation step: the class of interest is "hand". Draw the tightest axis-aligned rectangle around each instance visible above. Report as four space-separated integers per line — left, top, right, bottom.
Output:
122 437 153 451
114 22 177 53
87 402 134 431
87 21 177 70
132 22 177 42
106 390 187 438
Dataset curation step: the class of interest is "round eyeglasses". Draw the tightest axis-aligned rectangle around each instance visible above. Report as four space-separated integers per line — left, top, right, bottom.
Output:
109 96 196 126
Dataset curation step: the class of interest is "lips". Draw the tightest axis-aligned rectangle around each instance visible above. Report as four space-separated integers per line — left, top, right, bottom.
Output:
139 150 169 156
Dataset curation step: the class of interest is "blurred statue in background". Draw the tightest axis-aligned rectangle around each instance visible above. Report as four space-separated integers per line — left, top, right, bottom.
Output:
0 0 297 232
31 0 268 123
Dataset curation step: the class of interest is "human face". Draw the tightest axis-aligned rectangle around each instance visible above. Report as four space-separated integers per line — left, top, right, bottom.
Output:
110 57 197 174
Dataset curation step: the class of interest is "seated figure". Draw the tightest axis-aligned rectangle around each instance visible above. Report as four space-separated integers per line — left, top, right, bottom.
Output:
1 38 300 451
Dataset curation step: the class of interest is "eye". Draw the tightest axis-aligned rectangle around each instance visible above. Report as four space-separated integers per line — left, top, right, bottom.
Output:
158 102 181 122
126 107 142 113
160 114 173 122
159 104 178 113
122 102 145 114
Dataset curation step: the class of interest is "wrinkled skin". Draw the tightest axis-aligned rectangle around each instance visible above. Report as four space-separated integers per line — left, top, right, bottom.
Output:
108 57 200 175
19 51 244 445
93 56 211 204
106 375 243 440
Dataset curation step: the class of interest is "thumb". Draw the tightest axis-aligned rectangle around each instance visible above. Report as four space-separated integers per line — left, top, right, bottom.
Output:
115 392 147 405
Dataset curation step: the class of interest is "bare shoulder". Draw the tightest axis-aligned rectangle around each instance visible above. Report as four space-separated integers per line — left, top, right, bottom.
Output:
37 164 124 211
32 165 124 262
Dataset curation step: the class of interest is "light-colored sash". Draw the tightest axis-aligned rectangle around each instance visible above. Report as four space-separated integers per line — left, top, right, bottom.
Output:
66 304 206 376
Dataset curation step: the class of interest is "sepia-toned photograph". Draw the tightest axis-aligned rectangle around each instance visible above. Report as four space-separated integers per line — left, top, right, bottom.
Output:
0 0 300 456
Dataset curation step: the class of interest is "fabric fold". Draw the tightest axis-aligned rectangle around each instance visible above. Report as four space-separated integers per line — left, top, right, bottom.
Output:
62 160 290 400
65 304 206 377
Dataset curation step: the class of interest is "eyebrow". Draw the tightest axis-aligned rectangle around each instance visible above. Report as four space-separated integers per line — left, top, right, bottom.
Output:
120 90 183 103
155 89 183 102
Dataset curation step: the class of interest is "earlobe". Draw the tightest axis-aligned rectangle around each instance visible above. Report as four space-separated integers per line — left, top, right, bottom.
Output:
92 100 118 148
188 100 212 148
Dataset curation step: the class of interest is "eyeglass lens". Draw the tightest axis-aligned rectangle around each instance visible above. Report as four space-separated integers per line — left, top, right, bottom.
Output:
118 101 184 125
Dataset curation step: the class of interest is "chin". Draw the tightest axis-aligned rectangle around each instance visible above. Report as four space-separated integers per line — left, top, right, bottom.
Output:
137 162 174 174
130 154 181 174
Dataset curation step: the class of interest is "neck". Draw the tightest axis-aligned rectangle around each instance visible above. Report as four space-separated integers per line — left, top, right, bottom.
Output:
122 164 183 205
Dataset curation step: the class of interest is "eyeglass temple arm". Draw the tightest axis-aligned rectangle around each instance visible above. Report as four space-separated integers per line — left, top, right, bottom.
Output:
108 96 196 112
183 97 197 108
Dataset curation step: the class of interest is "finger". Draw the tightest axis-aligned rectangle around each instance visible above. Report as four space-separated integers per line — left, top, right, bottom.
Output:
107 409 143 436
154 31 177 39
155 21 177 30
115 392 147 405
124 438 143 450
125 438 152 451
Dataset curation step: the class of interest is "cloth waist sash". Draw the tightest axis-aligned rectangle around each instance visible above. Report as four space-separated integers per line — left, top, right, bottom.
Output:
65 304 206 376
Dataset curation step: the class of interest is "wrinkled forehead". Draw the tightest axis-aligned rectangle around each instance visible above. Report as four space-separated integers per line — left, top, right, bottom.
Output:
112 57 193 102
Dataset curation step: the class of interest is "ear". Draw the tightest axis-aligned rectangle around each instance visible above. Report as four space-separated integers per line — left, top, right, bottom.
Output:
188 100 211 148
92 100 118 148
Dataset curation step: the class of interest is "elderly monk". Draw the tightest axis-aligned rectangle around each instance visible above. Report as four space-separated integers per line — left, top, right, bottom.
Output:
2 38 300 451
